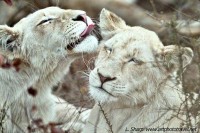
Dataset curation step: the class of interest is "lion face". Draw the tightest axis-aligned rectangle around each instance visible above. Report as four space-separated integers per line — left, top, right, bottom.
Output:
0 7 98 67
89 9 193 105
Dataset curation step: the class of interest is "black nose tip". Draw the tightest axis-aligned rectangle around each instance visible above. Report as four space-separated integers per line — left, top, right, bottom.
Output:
72 14 87 24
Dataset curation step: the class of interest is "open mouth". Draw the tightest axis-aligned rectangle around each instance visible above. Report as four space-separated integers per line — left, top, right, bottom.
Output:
66 37 84 51
65 16 95 51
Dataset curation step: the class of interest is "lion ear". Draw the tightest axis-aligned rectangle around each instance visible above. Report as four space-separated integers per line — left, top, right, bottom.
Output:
99 8 126 40
0 25 19 52
160 45 193 72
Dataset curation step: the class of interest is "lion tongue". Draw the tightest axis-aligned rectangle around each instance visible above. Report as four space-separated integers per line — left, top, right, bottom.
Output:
81 16 95 38
80 25 94 37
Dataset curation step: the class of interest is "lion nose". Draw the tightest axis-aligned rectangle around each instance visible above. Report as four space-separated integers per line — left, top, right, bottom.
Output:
97 72 116 84
72 14 87 24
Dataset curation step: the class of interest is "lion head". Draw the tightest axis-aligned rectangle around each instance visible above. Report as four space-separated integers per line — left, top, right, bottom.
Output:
89 9 193 106
0 7 98 68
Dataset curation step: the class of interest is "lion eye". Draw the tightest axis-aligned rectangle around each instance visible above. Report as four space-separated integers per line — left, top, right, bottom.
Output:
37 18 53 26
128 58 142 64
106 48 112 54
104 46 112 54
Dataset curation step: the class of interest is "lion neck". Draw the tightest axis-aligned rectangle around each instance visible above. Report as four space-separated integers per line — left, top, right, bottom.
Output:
7 53 79 101
30 55 79 94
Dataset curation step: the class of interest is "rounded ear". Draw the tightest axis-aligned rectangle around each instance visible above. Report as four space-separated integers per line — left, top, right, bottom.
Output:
182 47 193 67
0 25 19 52
159 45 193 72
99 8 126 40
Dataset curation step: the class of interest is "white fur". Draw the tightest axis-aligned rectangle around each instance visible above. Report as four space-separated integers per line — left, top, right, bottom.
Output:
0 7 98 132
83 9 194 133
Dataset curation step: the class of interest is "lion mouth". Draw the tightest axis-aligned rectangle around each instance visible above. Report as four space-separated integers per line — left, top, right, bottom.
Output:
81 21 95 37
66 37 84 51
66 17 95 51
98 87 114 96
93 86 114 97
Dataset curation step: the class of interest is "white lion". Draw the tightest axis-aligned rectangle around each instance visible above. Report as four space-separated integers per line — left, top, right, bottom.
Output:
83 9 194 133
0 7 98 132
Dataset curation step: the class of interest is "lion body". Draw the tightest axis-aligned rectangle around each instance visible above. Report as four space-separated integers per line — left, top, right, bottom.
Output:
0 7 98 132
83 9 194 133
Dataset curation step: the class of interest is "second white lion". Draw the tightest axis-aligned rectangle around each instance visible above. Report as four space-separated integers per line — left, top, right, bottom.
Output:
0 7 98 132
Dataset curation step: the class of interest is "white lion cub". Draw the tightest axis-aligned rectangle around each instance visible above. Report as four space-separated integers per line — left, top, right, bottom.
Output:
83 9 194 133
0 7 98 132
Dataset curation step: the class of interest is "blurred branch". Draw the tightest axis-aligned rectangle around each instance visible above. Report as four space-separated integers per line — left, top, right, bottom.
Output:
176 20 200 36
2 0 200 36
62 0 163 32
61 0 200 37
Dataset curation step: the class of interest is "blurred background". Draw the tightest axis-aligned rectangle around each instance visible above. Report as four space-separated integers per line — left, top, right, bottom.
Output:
0 0 199 111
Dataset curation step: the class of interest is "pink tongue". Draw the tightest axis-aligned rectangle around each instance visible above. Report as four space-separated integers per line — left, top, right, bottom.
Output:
81 24 94 38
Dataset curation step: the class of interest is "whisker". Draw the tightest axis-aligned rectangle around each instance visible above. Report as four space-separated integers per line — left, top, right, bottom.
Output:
81 52 92 72
106 83 126 90
80 71 90 78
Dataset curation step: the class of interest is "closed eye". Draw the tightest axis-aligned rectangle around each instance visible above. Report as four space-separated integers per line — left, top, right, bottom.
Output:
128 58 143 64
37 18 53 26
104 46 112 54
